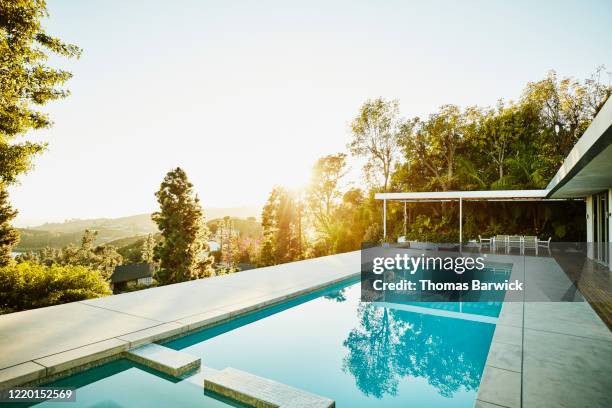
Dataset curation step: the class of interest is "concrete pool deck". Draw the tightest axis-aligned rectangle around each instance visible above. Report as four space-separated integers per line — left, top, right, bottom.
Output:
475 253 612 408
1 249 611 408
0 252 360 389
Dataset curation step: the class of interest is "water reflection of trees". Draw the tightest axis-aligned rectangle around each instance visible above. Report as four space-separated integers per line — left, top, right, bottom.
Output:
342 303 492 399
324 288 347 302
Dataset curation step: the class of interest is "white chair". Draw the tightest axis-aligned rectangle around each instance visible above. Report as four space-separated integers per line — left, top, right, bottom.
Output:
397 236 407 243
523 236 537 254
507 235 523 251
478 235 492 247
537 237 551 248
494 235 508 250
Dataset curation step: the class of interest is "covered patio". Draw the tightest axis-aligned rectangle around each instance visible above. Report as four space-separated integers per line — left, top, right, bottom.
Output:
374 189 573 243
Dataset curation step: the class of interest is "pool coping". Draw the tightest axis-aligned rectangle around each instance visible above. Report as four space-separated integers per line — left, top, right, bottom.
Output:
0 252 361 390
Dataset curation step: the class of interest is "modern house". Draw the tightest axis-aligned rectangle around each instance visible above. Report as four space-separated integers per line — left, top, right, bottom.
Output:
376 96 612 269
110 263 156 292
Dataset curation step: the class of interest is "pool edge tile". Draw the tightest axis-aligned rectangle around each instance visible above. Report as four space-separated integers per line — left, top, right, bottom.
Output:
0 362 46 391
33 338 129 376
116 322 187 348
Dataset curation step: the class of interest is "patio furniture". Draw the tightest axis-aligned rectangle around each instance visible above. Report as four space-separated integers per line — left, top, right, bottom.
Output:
397 236 407 243
523 236 537 250
507 235 523 250
478 235 492 247
538 237 551 248
494 235 508 249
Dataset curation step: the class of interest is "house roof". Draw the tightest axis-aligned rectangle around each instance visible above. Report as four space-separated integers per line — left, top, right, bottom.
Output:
111 263 155 283
375 189 551 201
546 97 612 198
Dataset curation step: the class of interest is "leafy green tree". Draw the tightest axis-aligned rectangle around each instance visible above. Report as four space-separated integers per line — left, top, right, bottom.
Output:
0 189 19 266
0 0 80 256
307 154 347 253
152 168 214 284
0 261 111 314
349 98 409 191
259 187 304 265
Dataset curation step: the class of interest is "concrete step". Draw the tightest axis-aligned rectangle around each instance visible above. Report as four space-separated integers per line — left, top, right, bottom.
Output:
204 367 334 408
125 344 200 377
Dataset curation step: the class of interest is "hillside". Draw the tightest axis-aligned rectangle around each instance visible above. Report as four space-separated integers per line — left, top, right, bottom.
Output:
15 207 261 251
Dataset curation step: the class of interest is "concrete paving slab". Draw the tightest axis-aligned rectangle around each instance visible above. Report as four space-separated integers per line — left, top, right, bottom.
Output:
0 362 46 391
204 367 335 408
0 302 159 369
34 338 129 375
477 366 521 408
491 324 523 347
523 328 612 408
486 341 522 372
524 302 612 342
125 343 200 377
117 322 187 348
173 309 232 331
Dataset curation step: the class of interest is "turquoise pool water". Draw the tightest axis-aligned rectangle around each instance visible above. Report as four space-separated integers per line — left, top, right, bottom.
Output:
26 279 498 408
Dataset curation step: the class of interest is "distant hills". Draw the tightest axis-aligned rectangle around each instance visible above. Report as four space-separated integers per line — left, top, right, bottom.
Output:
16 207 260 251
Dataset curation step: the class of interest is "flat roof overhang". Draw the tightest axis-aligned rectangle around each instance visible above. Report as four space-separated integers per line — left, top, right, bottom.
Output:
546 97 612 199
375 189 553 202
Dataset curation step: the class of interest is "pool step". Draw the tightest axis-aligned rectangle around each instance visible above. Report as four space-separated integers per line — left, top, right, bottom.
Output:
125 344 200 377
204 367 335 408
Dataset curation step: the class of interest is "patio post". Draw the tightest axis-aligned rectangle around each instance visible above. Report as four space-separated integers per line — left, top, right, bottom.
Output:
403 201 407 237
459 197 463 244
383 199 387 240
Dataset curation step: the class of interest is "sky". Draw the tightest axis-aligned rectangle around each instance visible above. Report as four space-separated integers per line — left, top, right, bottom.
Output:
10 0 612 226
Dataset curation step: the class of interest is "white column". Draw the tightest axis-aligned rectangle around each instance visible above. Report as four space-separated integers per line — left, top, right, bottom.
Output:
586 195 594 260
383 199 387 240
608 189 612 271
403 201 407 237
459 197 463 244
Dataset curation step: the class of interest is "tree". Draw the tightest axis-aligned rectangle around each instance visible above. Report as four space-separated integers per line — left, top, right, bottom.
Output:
307 154 347 251
27 230 123 279
259 187 304 265
152 168 214 284
0 0 81 256
0 189 19 266
140 234 155 263
349 98 407 191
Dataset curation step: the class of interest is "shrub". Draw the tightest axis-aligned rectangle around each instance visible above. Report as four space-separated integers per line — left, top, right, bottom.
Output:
0 262 111 314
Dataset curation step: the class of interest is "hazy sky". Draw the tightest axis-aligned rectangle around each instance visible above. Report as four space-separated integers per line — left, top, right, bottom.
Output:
10 0 612 226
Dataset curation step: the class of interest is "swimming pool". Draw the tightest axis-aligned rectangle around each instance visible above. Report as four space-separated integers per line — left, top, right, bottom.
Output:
26 279 498 407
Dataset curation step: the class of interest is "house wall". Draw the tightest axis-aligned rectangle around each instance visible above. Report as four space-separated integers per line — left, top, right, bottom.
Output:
609 188 612 271
586 195 594 243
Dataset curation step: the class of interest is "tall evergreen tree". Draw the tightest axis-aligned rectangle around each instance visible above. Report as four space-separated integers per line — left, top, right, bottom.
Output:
152 168 214 284
0 0 80 256
0 188 19 266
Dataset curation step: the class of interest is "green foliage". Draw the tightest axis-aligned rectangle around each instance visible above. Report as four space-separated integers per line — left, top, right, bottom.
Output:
17 230 123 279
0 261 111 314
386 69 610 242
140 233 155 263
0 188 19 266
259 187 305 265
349 99 408 191
0 0 80 258
307 154 348 254
152 168 214 284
